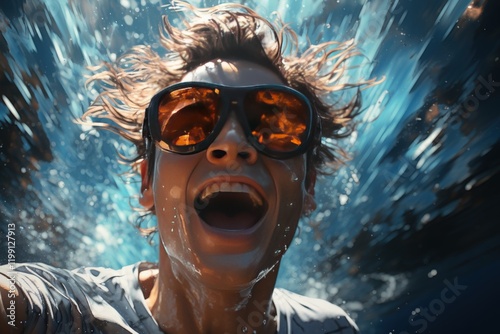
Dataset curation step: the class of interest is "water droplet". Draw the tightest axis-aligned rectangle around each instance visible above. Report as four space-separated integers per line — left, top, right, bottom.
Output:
284 226 291 232
262 319 267 325
171 228 174 232
274 249 282 256
241 326 248 333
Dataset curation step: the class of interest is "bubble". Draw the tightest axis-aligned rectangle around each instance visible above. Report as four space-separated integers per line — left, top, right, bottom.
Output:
170 186 181 198
339 194 348 205
120 0 131 8
124 15 133 26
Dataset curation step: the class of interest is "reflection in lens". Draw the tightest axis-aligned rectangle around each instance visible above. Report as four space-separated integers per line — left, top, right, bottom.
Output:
158 87 219 147
247 90 308 151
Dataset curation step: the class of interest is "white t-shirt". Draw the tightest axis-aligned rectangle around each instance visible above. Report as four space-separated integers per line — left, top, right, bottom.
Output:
1 262 359 333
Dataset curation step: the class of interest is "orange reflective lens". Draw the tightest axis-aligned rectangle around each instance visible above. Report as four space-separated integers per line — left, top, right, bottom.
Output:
145 83 316 159
246 90 307 151
158 87 220 146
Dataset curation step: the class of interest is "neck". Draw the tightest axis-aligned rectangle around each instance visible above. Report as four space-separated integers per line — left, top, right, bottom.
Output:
147 250 279 334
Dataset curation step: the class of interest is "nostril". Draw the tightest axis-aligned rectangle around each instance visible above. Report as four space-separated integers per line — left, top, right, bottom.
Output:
238 152 251 160
211 150 226 159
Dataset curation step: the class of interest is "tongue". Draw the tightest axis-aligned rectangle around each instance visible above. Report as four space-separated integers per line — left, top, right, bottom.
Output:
201 211 258 230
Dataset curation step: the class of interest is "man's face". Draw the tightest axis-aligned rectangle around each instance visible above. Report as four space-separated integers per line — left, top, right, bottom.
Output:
143 59 313 290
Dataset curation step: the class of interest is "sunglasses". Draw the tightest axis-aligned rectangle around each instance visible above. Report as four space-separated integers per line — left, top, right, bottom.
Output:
143 82 318 159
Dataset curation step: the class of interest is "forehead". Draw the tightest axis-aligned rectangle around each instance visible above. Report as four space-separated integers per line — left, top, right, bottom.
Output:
181 59 285 86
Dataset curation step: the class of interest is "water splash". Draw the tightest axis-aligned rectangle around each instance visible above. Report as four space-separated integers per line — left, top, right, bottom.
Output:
0 0 498 333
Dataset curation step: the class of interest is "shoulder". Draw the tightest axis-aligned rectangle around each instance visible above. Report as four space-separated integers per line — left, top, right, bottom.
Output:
3 262 134 298
273 288 359 334
0 262 155 333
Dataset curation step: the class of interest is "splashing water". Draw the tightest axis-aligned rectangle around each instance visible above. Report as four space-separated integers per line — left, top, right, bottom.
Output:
1 0 499 333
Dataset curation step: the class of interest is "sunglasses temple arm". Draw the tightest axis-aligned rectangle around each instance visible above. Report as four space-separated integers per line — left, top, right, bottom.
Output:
142 108 153 151
142 108 149 137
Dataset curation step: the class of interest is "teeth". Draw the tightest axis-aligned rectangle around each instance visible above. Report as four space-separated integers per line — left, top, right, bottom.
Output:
200 182 263 207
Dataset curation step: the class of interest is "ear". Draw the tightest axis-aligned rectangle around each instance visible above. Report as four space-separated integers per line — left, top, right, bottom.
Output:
303 169 317 216
139 159 154 210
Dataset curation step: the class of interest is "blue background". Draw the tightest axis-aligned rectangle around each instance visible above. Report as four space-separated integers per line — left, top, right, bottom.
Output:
1 0 499 333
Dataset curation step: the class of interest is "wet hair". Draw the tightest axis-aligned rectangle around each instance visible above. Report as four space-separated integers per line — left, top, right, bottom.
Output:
83 1 375 224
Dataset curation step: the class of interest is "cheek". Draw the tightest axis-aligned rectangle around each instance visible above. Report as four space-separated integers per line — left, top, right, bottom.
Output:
152 162 183 244
151 151 200 211
151 153 196 250
152 160 184 214
273 157 308 204
267 157 307 252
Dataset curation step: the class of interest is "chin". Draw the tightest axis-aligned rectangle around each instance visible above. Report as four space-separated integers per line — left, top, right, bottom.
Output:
192 251 280 291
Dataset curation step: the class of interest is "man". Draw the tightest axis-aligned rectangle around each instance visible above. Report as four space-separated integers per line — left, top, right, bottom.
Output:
1 2 372 333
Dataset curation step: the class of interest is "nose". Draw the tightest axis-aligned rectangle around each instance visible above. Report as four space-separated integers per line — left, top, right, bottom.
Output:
206 113 258 166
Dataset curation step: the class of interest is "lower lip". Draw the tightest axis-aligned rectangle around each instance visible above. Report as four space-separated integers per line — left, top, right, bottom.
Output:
195 214 266 252
201 213 264 234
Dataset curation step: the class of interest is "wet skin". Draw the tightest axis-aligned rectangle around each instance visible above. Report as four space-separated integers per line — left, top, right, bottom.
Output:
140 59 316 334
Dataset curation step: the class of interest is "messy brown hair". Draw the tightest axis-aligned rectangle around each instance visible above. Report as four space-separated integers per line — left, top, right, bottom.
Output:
83 1 375 218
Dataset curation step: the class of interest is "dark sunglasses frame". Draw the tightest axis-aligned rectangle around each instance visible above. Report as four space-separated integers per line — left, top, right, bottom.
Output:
142 82 320 160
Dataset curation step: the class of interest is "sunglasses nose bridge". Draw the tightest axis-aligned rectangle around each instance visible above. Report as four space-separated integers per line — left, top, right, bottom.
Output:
206 112 258 165
217 97 247 136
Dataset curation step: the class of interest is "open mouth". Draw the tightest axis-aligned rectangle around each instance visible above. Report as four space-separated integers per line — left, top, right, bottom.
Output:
195 182 268 231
